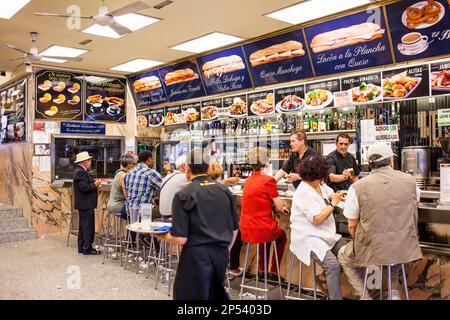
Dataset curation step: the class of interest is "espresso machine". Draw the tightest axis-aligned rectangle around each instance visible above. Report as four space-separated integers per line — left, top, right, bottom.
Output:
437 137 450 207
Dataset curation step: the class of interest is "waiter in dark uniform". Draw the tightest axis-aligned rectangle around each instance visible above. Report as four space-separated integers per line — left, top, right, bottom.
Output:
155 149 239 300
326 133 360 192
73 151 101 255
274 129 319 188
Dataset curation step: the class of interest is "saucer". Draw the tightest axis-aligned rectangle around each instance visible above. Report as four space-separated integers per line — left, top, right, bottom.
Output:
398 42 428 56
107 106 121 116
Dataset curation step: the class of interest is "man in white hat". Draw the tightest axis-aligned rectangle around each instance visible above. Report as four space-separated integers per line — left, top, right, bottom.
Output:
73 151 101 255
337 143 422 300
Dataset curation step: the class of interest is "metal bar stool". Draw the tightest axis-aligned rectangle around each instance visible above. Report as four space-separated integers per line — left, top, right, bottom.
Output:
145 236 162 279
285 253 321 300
102 211 123 265
154 240 179 296
239 242 283 300
362 264 409 300
124 207 146 273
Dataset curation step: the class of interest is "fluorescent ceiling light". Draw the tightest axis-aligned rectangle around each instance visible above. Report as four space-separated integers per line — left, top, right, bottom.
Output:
40 45 88 58
0 0 31 19
170 32 244 53
111 59 163 72
83 76 112 84
82 13 160 38
41 57 67 64
266 0 372 25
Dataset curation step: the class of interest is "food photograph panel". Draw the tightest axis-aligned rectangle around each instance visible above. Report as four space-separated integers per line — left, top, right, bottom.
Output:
431 60 450 95
247 90 275 116
129 70 167 109
201 98 224 121
85 77 126 122
341 72 383 105
274 85 306 113
181 102 201 123
382 64 430 100
243 29 314 87
304 10 393 76
0 78 27 144
197 46 253 95
158 60 206 102
304 79 340 110
164 105 184 126
386 0 450 63
35 70 83 120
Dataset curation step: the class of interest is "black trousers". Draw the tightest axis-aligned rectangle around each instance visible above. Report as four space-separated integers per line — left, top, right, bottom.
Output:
229 230 242 270
174 244 229 300
78 208 95 253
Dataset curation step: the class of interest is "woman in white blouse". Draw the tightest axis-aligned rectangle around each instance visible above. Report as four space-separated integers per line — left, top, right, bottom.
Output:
290 155 346 300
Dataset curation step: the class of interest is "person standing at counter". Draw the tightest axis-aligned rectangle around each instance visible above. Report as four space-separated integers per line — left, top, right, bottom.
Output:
290 155 346 300
155 149 239 300
241 147 290 282
275 130 319 189
73 151 101 255
338 143 423 300
326 133 360 192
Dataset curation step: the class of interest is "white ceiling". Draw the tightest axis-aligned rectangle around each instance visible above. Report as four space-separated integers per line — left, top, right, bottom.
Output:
0 0 383 76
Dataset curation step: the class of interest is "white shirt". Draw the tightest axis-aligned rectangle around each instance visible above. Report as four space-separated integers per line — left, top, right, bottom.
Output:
159 170 189 216
290 181 342 266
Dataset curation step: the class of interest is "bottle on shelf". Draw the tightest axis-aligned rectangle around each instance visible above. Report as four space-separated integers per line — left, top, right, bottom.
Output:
333 112 339 131
304 114 310 132
319 114 326 132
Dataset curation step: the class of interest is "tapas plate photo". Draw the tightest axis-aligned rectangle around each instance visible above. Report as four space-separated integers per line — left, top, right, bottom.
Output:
275 95 305 113
402 1 445 30
137 115 148 129
148 113 164 127
304 89 334 110
431 70 450 92
228 97 247 118
348 83 383 105
383 72 422 100
201 106 218 120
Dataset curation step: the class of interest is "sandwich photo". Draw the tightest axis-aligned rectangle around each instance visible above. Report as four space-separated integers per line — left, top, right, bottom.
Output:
310 22 385 53
164 68 199 86
104 97 125 106
53 82 66 92
202 55 245 78
38 80 52 91
133 76 161 93
249 40 305 67
68 83 80 94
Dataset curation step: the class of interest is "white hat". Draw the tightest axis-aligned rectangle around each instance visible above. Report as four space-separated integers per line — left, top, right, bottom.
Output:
175 155 187 169
74 151 93 163
368 143 396 163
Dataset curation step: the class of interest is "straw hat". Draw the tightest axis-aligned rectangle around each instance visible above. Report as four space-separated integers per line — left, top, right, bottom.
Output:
74 151 93 163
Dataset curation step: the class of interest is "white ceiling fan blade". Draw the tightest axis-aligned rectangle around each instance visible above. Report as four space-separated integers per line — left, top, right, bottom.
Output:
35 12 93 19
42 56 83 62
109 1 151 17
4 44 31 55
109 22 132 36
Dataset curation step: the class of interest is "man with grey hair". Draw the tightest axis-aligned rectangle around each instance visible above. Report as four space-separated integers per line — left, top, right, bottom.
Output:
338 143 422 300
159 155 189 221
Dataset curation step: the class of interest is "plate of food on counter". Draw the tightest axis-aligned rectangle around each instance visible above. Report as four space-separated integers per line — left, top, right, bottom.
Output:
148 113 164 127
137 115 148 129
228 97 247 117
184 108 200 122
402 0 444 30
431 70 450 92
349 82 383 105
201 105 218 120
276 95 305 112
305 89 333 110
250 93 275 115
383 71 421 100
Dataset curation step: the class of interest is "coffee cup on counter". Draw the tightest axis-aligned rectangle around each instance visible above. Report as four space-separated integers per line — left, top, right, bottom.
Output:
398 32 429 54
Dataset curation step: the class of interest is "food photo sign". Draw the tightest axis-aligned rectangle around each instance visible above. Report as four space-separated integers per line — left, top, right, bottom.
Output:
201 98 227 121
243 29 314 87
431 60 450 95
304 9 393 76
164 105 185 125
381 64 430 100
386 0 450 63
159 60 206 101
0 78 27 144
130 70 167 109
274 85 306 113
181 102 201 123
304 79 340 110
197 46 252 95
247 90 275 116
85 77 126 122
35 70 83 120
341 72 383 105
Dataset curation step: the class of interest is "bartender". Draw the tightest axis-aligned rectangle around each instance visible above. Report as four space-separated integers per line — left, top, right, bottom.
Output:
326 133 360 192
275 129 319 189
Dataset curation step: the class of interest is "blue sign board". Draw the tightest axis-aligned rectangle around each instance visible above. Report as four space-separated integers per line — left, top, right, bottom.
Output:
158 60 206 102
129 70 167 109
243 30 314 87
304 10 393 76
197 46 253 95
386 0 450 63
61 122 106 134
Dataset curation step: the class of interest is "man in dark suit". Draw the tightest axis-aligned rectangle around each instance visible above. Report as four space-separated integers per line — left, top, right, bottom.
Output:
73 151 101 255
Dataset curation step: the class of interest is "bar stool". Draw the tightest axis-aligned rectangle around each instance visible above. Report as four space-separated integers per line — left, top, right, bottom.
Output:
124 207 146 273
145 235 161 279
95 207 107 253
285 253 320 300
102 210 124 265
239 242 283 300
154 240 180 296
362 264 409 300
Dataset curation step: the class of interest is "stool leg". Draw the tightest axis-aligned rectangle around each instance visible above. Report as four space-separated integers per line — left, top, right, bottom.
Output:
239 243 250 300
167 243 173 296
272 241 283 299
362 267 369 300
155 240 164 290
312 261 317 300
402 264 409 300
135 232 140 274
102 212 111 264
119 218 123 266
388 265 392 300
66 213 72 247
286 254 294 298
299 262 303 299
380 266 383 300
256 244 260 300
146 237 154 279
96 208 105 252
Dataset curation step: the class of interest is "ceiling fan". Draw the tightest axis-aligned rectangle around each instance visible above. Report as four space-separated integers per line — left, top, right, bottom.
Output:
2 32 83 68
35 0 151 36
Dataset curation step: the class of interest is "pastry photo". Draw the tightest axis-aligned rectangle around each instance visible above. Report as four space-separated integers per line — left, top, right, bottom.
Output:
403 0 444 29
249 40 305 66
202 55 245 78
164 68 199 86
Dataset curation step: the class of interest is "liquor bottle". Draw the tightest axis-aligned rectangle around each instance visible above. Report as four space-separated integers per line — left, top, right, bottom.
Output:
319 114 326 132
327 114 333 131
304 114 310 132
346 113 353 130
333 112 339 131
297 114 303 130
340 113 347 130
204 123 210 137
312 114 318 132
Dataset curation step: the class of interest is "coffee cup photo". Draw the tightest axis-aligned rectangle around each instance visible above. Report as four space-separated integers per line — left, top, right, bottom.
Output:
398 32 429 55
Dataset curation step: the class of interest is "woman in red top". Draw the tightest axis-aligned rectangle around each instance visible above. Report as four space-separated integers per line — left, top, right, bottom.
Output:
241 147 290 281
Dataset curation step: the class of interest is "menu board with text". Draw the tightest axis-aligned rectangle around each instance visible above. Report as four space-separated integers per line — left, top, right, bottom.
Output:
35 70 83 120
129 70 167 108
304 79 340 110
304 10 393 76
137 107 165 129
85 77 126 122
382 64 430 100
243 30 314 87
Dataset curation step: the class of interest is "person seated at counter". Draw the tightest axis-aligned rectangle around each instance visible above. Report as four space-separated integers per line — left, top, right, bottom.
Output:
241 147 290 282
274 130 319 189
338 143 423 300
208 161 240 186
326 133 360 192
159 156 189 222
290 155 346 300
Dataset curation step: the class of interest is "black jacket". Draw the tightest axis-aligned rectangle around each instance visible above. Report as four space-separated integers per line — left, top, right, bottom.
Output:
73 165 98 210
